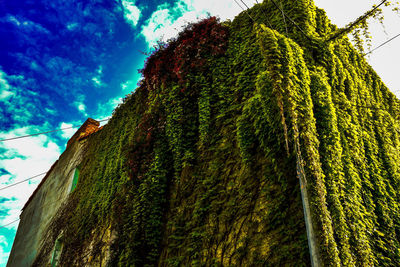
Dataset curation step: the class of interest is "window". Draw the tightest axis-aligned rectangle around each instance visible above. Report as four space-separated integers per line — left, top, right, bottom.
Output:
70 167 79 192
51 237 63 267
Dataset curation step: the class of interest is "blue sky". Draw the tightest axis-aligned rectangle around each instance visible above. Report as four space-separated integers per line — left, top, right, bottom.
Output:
0 0 243 264
0 0 399 265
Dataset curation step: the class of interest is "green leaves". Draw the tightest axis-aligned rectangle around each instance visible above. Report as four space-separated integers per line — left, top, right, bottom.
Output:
35 2 400 266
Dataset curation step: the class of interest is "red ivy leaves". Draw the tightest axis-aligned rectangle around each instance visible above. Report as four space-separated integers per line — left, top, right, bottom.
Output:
140 17 229 91
127 112 166 181
128 17 228 182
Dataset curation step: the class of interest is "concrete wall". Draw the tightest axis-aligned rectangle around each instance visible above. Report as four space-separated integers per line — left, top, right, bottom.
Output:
7 139 88 267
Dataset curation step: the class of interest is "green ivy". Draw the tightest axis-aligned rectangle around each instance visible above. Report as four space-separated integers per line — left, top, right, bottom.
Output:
33 1 400 266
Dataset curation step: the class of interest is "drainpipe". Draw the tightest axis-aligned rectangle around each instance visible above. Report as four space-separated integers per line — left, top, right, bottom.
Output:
295 143 321 267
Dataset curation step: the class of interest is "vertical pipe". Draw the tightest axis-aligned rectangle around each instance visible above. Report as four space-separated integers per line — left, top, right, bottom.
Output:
296 149 321 266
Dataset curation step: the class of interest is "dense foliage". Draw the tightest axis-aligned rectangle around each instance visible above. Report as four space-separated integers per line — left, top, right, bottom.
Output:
33 1 400 266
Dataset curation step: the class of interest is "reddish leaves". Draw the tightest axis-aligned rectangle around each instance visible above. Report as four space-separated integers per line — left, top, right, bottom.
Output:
140 17 229 91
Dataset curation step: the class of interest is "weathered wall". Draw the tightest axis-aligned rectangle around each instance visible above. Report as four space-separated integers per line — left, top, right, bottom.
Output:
7 138 88 267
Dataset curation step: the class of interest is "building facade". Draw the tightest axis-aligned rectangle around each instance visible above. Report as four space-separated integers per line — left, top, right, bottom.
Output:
7 119 102 267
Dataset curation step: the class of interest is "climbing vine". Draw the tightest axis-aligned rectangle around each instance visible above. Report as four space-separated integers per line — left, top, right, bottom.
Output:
32 1 400 266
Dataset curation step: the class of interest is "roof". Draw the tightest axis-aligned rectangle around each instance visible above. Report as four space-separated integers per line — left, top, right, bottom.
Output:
66 118 102 148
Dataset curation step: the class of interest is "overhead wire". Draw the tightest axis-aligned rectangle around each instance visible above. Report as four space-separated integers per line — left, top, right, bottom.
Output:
0 118 110 142
233 0 311 41
234 0 256 22
255 0 273 29
1 0 398 234
364 32 400 55
278 0 288 34
0 172 47 191
0 219 20 230
233 0 245 12
327 0 388 42
0 192 77 230
231 0 398 113
269 0 311 41
239 0 253 12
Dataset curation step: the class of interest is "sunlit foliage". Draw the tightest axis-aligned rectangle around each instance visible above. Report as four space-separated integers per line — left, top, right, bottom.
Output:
33 1 400 266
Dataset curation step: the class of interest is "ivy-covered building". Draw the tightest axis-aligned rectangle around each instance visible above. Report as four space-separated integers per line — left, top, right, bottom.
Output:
8 1 400 266
7 119 103 267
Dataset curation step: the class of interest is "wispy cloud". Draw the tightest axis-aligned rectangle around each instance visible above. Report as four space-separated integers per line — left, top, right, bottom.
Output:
59 122 75 139
121 78 139 92
92 77 102 86
91 65 104 87
181 0 242 21
0 126 61 248
121 0 141 27
140 0 242 48
66 22 78 31
71 93 88 117
96 96 123 119
0 71 14 101
77 103 86 113
2 15 50 35
0 235 11 267
0 69 42 126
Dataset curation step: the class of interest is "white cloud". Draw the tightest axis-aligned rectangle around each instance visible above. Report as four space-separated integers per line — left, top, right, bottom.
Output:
6 15 21 26
0 243 10 267
66 22 78 31
141 8 177 46
72 101 87 116
59 122 75 139
140 0 242 47
0 71 10 91
122 0 141 27
5 15 50 34
0 236 8 247
73 94 88 116
44 108 57 116
0 126 61 232
96 96 123 119
77 103 86 112
182 0 242 21
0 90 13 100
0 71 14 100
121 79 137 92
91 66 104 87
97 65 103 75
110 97 122 107
92 77 102 86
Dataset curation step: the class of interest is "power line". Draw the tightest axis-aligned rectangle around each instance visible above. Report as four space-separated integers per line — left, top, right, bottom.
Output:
0 219 20 230
269 0 311 41
234 0 256 22
0 194 72 230
0 124 81 142
239 0 252 11
364 33 400 56
233 0 246 13
327 0 388 42
0 172 47 191
233 0 245 11
0 118 110 142
235 0 310 41
231 0 398 112
255 0 274 29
